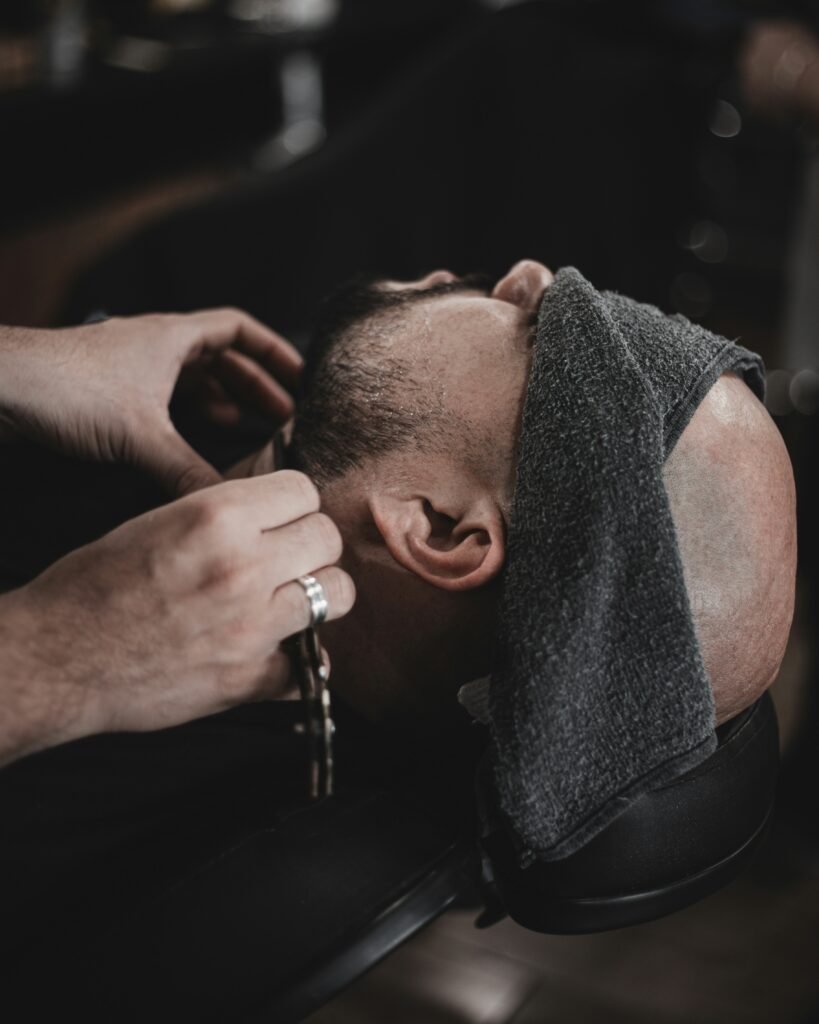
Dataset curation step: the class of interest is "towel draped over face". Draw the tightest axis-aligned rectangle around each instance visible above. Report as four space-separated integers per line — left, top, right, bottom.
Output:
487 267 765 862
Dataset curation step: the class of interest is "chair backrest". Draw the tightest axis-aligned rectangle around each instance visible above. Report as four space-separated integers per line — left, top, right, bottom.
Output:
482 692 779 934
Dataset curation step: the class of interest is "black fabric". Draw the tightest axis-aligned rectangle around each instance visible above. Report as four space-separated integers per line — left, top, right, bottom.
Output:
3 788 473 1023
0 703 306 962
0 690 475 971
488 268 764 862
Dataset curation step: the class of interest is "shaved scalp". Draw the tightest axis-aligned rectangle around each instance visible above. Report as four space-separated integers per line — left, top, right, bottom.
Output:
665 373 796 723
294 274 796 725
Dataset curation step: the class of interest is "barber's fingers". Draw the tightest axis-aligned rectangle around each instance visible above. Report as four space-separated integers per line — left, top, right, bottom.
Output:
182 308 304 392
219 471 320 532
262 512 344 588
159 470 319 532
224 310 304 392
134 427 223 497
271 566 356 637
210 347 297 423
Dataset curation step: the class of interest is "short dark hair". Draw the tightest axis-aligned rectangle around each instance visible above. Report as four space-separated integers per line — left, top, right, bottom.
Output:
290 273 491 486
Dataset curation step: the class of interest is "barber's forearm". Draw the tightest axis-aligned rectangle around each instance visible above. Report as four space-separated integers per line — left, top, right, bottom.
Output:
0 588 97 769
0 324 51 443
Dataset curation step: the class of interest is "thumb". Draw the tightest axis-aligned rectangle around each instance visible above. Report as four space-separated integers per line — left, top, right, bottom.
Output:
136 427 223 496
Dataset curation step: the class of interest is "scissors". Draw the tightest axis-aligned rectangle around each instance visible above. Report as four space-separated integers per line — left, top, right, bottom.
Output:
273 431 335 800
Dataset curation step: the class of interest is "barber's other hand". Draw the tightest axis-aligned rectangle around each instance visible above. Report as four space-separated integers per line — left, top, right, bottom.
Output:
0 473 354 764
0 310 303 496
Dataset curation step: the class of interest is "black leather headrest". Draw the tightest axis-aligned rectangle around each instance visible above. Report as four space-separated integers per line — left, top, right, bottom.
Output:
481 692 778 933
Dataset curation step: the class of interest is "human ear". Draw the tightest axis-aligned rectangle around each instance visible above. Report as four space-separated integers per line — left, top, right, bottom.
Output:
491 259 554 313
369 492 505 592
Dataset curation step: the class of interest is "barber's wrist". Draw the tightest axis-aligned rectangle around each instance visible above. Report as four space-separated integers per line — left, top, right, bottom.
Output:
0 587 101 767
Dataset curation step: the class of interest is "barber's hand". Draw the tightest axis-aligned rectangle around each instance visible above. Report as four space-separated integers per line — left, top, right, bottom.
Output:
0 310 303 496
0 473 354 764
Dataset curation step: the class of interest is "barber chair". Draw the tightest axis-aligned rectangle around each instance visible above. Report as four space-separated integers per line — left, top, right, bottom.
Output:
12 694 775 1024
484 692 779 935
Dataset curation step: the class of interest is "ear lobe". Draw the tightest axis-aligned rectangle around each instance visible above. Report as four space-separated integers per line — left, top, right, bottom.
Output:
370 494 505 592
492 259 554 313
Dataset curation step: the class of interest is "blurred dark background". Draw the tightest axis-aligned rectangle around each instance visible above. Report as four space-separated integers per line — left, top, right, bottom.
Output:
2 1 819 1021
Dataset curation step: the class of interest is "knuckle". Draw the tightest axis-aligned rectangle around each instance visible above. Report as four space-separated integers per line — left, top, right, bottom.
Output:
189 498 220 536
184 498 245 568
192 493 235 537
277 470 320 514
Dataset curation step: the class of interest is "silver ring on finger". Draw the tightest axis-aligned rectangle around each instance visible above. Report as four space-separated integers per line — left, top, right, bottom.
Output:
296 574 329 628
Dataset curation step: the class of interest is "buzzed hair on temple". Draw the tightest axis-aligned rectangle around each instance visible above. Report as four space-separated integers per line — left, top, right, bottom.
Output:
290 274 491 486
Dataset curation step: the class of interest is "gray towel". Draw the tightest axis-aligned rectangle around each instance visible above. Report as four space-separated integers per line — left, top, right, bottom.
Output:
488 267 764 863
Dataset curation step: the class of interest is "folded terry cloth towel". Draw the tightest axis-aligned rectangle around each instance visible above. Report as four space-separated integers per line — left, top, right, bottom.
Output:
487 267 764 863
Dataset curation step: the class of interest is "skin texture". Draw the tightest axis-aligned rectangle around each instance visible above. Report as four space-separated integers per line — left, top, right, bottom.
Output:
665 372 796 722
0 474 356 767
292 261 796 730
0 310 305 496
0 312 355 767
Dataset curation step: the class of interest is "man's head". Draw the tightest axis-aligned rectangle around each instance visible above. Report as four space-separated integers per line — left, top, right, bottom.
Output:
289 261 796 731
